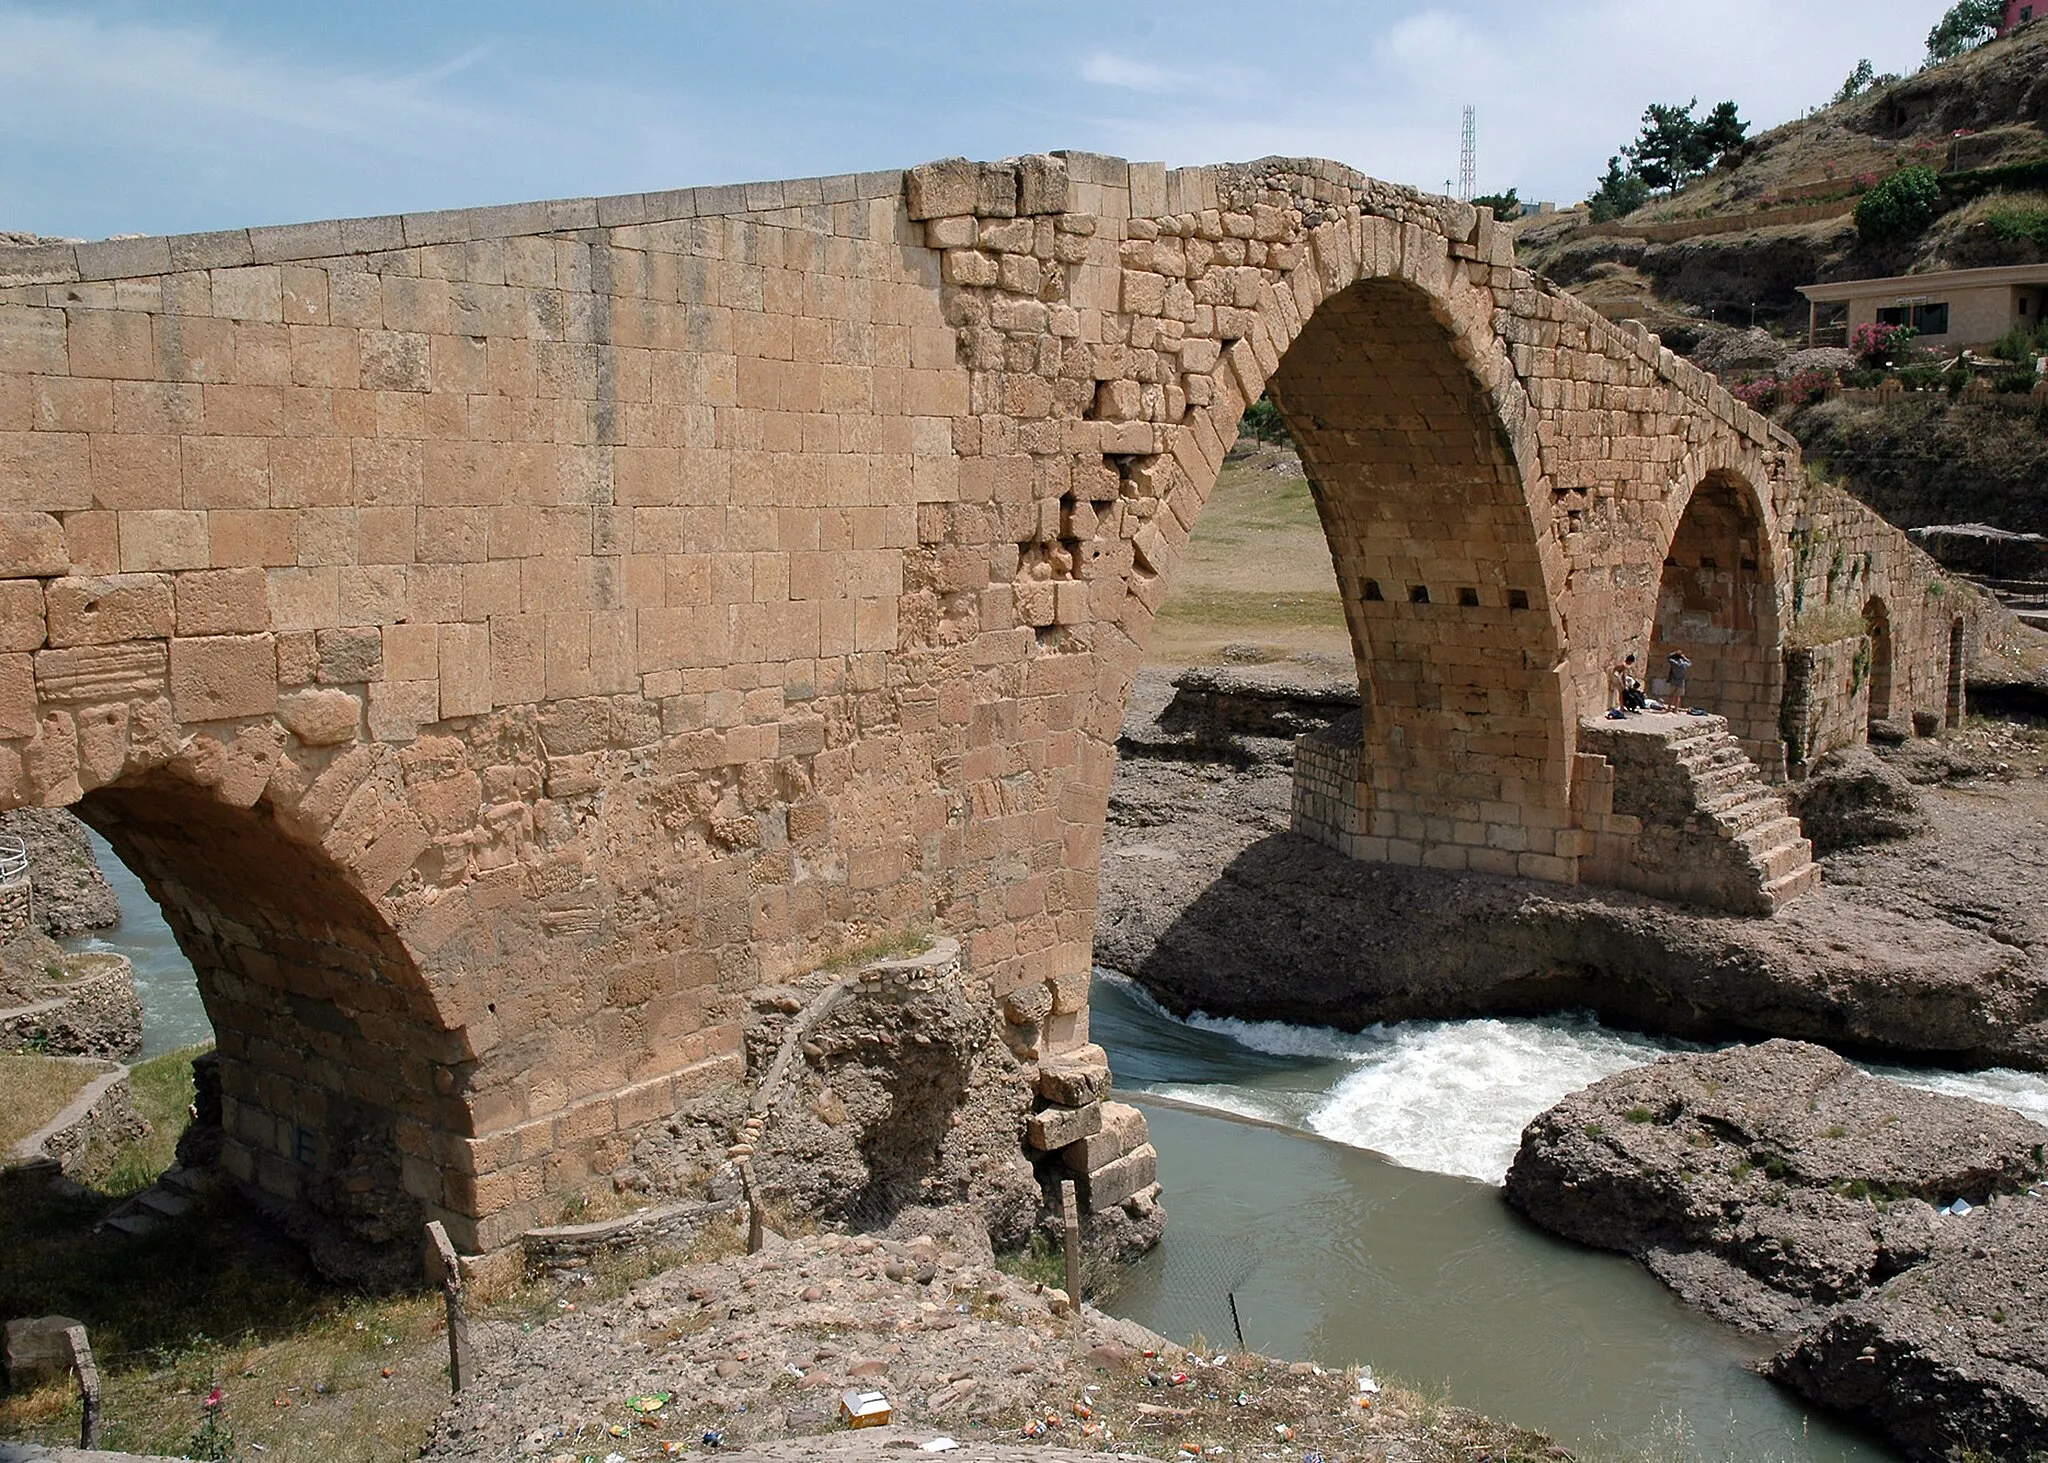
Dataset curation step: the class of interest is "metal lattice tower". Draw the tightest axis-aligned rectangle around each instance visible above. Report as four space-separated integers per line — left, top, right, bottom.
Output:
1458 106 1476 201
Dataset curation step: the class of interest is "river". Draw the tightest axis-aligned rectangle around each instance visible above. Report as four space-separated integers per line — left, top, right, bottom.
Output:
71 831 2048 1461
1092 972 2048 1463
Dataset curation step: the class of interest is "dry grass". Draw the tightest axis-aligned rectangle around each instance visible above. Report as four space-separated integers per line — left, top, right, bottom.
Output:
1148 445 1353 667
0 1053 100 1150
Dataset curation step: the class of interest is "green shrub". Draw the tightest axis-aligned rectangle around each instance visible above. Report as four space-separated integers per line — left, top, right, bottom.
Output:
1238 394 1293 446
1986 205 2048 249
1840 367 1887 388
1856 167 1943 243
1991 319 2048 363
1995 370 2039 394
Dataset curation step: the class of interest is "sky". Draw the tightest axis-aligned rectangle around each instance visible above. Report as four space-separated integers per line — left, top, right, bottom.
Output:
1 1 1950 242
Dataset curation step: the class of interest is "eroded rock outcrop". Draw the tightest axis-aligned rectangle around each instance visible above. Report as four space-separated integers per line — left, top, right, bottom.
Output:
1504 1040 2047 1332
1506 1040 2048 1461
1767 1200 2048 1463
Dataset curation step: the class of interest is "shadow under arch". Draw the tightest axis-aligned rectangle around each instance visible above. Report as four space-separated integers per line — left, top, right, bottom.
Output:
1254 274 1571 872
79 777 473 1282
1649 467 1785 765
1862 596 1894 726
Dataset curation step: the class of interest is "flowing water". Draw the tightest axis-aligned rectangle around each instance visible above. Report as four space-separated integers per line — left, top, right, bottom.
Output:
1093 973 2048 1463
64 830 2048 1461
61 827 210 1057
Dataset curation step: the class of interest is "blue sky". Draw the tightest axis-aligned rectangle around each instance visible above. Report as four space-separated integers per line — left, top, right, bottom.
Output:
2 1 1946 241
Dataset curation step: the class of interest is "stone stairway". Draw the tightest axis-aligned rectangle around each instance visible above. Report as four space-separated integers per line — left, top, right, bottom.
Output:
1575 712 1819 915
95 1163 215 1237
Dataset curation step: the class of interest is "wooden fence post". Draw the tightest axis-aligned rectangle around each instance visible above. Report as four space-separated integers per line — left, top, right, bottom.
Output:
738 1160 766 1254
425 1221 473 1393
64 1324 100 1451
1060 1179 1083 1331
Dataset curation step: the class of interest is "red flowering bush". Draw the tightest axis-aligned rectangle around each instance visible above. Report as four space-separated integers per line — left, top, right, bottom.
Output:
1851 321 1915 368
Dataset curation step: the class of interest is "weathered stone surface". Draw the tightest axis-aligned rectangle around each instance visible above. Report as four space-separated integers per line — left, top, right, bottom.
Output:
1504 1041 2048 1332
3 1315 84 1389
277 688 362 746
1787 745 1929 854
1766 1198 2048 1463
1037 1047 1112 1107
1026 1099 1100 1152
0 153 1981 1269
1062 1100 1145 1173
1077 1141 1157 1212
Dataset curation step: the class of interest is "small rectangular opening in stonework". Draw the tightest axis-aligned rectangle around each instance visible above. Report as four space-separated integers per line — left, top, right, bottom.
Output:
1363 580 1383 601
1509 589 1530 611
1741 558 1759 572
1408 585 1430 604
1457 588 1480 608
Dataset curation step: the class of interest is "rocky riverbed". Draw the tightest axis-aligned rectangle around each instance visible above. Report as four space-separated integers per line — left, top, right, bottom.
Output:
1505 1041 2048 1462
1097 665 2048 1070
423 1211 1553 1463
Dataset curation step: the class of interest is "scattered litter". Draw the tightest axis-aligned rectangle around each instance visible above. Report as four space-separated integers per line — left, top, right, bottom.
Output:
628 1393 671 1414
700 1430 724 1449
784 1364 806 1378
604 1453 626 1463
917 1438 960 1453
841 1388 892 1428
1274 1424 1296 1441
606 1424 627 1438
1021 1419 1046 1438
1945 1198 1975 1216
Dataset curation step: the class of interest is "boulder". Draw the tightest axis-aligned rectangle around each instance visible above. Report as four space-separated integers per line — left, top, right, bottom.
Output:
1504 1040 2048 1333
1788 745 1928 854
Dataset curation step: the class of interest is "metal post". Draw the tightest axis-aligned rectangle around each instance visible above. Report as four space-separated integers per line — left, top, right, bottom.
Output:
425 1221 473 1393
64 1324 100 1451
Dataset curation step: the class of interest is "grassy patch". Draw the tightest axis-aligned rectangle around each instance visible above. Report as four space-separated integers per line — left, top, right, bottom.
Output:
99 1042 206 1195
1156 588 1348 631
0 1054 100 1150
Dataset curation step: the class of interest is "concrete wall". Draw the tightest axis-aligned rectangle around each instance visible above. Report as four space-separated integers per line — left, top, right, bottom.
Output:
0 153 1982 1256
1844 283 2036 349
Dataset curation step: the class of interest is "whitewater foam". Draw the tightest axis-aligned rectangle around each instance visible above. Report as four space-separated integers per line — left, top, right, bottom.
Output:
1102 975 2048 1187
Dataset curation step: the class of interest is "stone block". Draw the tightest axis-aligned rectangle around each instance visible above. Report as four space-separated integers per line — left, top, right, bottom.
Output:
1036 1044 1111 1106
279 687 362 746
1027 1099 1101 1152
4 1314 84 1389
1062 1101 1146 1173
170 634 277 722
1078 1142 1157 1213
0 512 68 577
906 158 978 221
317 625 384 684
176 567 269 636
45 573 173 646
1016 154 1069 216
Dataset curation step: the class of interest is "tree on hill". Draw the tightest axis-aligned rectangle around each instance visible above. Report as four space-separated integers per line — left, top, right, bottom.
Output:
1625 98 1751 193
1587 156 1651 221
1926 0 2004 62
1836 58 1877 103
1471 189 1520 219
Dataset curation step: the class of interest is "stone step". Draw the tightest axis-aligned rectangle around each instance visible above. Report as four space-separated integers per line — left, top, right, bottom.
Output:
1700 792 1791 836
1757 834 1817 884
157 1166 211 1196
1763 862 1823 909
100 1213 159 1237
1735 815 1806 856
136 1189 192 1219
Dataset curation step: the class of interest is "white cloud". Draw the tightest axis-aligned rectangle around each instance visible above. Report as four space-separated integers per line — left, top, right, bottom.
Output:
1080 50 1181 91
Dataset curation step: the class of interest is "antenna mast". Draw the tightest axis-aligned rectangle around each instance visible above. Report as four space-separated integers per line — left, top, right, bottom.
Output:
1458 105 1476 201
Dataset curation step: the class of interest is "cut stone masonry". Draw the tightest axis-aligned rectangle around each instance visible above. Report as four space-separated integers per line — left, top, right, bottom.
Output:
0 151 1984 1268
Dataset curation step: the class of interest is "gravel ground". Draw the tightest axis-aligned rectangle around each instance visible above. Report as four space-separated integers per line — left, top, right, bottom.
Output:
424 1213 1557 1463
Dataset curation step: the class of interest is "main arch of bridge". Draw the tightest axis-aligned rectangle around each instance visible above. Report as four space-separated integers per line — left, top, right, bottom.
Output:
0 153 1968 1258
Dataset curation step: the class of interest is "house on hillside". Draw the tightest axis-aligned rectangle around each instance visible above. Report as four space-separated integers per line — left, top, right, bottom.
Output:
1799 263 2048 349
2003 0 2039 35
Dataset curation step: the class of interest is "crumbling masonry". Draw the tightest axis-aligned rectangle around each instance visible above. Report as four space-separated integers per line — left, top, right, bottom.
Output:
0 153 1979 1263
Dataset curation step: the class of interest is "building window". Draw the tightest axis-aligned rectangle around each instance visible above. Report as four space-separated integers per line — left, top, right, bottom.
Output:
1877 301 1950 333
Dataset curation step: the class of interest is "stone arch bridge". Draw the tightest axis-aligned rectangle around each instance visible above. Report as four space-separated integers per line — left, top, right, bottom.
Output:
0 153 1978 1262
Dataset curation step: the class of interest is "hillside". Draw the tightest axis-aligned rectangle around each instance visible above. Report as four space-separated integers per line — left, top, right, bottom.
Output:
1518 20 2048 335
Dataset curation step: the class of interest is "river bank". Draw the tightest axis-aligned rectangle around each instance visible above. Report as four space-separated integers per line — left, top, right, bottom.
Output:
1099 666 2048 1070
